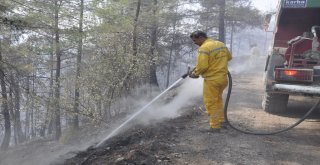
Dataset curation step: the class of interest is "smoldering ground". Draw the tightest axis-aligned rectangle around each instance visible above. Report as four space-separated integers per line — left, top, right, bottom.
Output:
0 51 267 165
0 78 204 165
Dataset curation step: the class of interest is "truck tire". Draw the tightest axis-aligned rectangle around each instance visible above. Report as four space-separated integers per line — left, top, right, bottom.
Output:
262 92 289 113
264 53 286 90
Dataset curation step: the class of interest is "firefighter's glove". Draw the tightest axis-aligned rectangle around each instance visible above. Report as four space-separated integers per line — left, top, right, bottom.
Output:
189 72 199 79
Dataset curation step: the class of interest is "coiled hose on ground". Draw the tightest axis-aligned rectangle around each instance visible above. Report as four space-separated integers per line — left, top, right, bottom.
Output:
224 71 320 135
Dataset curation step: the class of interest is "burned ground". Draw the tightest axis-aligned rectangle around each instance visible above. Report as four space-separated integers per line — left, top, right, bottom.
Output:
65 73 320 165
65 108 199 165
1 73 320 165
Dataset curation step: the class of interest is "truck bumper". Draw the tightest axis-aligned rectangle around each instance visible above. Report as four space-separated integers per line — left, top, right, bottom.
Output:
273 84 320 96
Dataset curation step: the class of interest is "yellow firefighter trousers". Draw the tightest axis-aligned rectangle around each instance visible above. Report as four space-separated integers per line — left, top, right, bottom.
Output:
203 77 228 128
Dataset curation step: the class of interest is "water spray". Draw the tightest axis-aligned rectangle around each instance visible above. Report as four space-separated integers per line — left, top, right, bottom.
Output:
95 68 190 148
95 67 319 148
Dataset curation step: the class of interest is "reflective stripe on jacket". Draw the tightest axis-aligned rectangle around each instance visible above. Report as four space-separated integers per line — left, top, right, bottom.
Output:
192 38 232 80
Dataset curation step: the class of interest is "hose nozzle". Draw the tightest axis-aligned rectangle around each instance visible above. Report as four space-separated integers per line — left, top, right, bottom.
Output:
181 67 190 79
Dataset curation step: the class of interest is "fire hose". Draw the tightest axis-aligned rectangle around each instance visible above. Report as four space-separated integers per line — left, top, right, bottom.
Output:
224 71 320 135
95 69 319 149
82 70 319 165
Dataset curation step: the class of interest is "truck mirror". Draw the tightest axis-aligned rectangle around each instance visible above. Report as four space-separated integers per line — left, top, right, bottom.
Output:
311 26 320 38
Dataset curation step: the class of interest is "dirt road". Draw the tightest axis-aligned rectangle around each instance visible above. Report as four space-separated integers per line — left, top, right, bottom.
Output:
65 72 320 165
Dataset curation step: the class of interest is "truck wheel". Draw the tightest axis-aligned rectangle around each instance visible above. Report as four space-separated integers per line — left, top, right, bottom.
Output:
262 92 289 113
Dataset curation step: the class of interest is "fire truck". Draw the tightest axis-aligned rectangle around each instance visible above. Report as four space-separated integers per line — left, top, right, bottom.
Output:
263 0 320 113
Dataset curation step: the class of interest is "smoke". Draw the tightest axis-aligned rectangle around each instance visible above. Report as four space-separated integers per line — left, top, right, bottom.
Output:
0 78 203 165
0 137 96 165
1 57 267 165
136 78 203 125
229 55 267 75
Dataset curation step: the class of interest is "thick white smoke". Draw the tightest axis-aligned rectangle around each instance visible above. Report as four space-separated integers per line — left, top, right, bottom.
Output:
136 78 203 124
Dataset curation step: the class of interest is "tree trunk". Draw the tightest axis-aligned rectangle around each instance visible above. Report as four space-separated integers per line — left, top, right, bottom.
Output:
132 0 141 60
47 34 55 135
166 8 178 88
25 76 30 140
149 0 159 87
10 73 25 144
31 73 35 138
40 39 54 136
0 39 11 150
73 0 84 130
14 76 25 143
54 0 62 140
230 21 234 53
122 0 141 90
9 75 15 144
218 0 226 43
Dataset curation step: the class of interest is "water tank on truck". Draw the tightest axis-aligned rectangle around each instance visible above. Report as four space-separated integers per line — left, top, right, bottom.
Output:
263 0 320 113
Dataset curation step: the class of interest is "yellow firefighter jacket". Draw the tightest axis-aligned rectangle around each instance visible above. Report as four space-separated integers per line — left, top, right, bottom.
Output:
192 38 232 80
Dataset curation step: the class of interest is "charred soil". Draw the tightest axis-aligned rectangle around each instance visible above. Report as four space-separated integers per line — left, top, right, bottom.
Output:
65 73 320 165
1 73 320 165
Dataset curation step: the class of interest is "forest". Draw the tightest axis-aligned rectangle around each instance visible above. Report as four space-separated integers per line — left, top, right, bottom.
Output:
0 0 263 150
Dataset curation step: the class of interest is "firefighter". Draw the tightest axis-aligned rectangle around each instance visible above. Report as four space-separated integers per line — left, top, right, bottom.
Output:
249 43 261 67
189 30 232 132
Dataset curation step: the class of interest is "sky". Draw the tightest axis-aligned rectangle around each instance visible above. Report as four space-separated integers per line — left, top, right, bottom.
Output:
251 0 280 12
